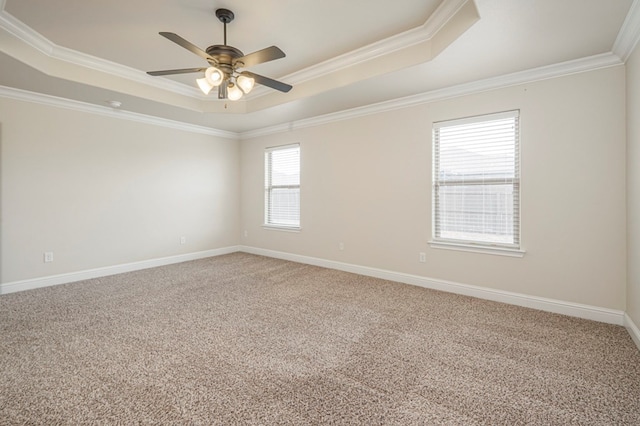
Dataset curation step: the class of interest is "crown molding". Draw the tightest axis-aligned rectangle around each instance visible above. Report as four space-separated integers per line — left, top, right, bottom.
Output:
0 0 628 141
2 0 635 110
0 0 478 111
247 0 472 99
0 48 622 143
0 6 202 98
0 85 238 139
423 0 477 39
613 0 640 62
1 0 471 103
240 52 623 139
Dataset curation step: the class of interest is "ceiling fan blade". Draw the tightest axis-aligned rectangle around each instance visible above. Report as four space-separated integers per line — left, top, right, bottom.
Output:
236 46 285 68
159 32 213 61
147 67 207 76
243 71 292 93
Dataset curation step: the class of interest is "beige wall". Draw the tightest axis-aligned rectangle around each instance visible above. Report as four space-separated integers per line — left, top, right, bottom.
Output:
628 42 640 325
241 66 627 311
0 98 240 283
0 63 631 316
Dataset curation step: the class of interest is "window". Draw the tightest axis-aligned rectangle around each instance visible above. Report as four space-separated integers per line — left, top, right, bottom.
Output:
432 110 520 253
265 144 300 228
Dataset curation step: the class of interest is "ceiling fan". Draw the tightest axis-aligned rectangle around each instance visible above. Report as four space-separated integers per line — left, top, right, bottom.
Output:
147 8 292 100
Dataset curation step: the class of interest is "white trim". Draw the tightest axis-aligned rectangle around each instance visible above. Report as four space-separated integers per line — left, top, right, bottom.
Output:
262 225 301 233
433 109 519 128
0 6 201 98
0 246 241 295
625 313 640 351
1 0 634 126
613 0 640 62
428 241 525 258
240 246 624 326
2 51 614 142
240 53 622 140
270 0 471 88
0 86 238 140
0 0 469 101
422 0 475 39
3 49 618 143
0 4 52 56
0 244 630 331
265 143 300 152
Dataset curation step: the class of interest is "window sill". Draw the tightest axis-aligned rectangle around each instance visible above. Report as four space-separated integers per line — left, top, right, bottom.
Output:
428 240 525 258
262 224 301 233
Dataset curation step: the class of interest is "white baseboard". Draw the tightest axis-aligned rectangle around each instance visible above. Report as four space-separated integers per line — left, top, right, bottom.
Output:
240 246 625 326
625 313 640 351
1 245 628 330
0 246 241 295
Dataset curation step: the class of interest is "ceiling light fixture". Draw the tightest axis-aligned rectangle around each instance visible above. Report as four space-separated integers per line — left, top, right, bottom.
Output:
196 65 224 95
147 8 292 101
236 72 255 94
196 66 255 100
205 66 224 86
196 77 213 95
226 82 243 101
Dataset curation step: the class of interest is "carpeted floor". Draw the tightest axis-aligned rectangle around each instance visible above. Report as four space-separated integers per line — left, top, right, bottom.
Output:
1 252 639 425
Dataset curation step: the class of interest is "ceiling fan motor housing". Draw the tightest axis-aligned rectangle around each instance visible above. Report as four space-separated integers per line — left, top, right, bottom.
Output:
206 44 245 76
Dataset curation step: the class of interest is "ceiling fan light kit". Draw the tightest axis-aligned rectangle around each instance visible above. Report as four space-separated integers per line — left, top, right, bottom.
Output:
227 83 244 101
237 73 255 93
147 8 291 101
205 66 224 87
196 77 214 95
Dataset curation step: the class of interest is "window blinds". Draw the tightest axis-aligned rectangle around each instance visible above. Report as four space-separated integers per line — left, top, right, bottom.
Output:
433 110 519 247
265 144 300 227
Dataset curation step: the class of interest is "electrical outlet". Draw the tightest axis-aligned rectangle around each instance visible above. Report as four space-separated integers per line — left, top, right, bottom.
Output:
419 252 426 263
339 242 344 251
44 252 54 263
244 230 248 237
180 236 186 245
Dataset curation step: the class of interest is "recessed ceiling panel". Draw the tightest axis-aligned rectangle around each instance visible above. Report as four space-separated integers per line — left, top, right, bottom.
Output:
5 0 442 78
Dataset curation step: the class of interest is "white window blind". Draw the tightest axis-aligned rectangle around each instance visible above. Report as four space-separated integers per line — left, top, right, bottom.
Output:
265 144 300 228
433 110 520 248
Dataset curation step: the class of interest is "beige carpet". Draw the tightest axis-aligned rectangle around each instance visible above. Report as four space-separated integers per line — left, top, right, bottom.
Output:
1 253 639 425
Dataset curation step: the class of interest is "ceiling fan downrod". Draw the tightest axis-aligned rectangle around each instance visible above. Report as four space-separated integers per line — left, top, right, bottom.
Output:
215 8 234 46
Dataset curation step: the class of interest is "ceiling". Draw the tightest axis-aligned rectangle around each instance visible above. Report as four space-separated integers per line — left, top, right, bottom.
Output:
0 0 638 135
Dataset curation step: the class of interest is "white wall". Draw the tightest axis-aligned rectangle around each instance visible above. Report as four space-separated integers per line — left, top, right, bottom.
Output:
0 98 240 284
241 66 627 311
628 41 640 326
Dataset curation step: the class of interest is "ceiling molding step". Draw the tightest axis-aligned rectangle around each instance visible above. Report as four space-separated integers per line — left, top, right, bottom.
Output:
0 7 202 98
613 0 640 62
0 5 52 55
249 0 473 98
1 0 477 109
240 52 623 140
52 44 201 98
245 0 479 111
421 0 476 39
1 0 472 104
0 85 238 140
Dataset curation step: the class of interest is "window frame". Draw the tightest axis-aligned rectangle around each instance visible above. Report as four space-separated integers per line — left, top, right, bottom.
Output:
429 110 524 257
263 143 301 231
